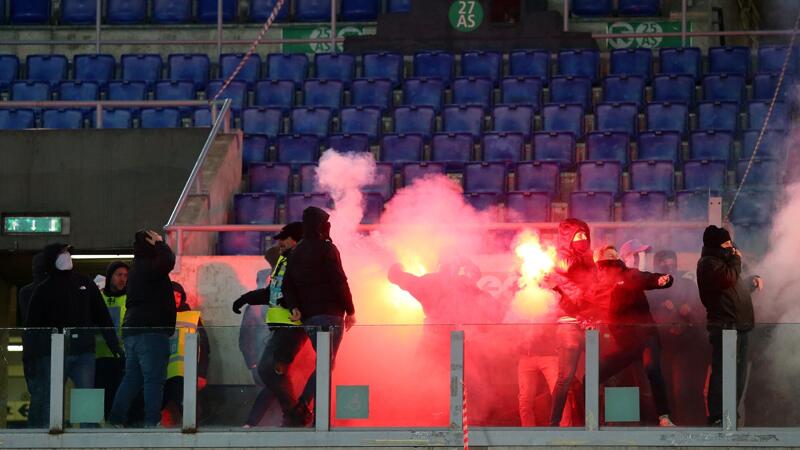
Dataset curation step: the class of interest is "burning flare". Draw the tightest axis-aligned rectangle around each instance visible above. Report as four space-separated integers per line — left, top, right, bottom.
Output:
507 230 557 322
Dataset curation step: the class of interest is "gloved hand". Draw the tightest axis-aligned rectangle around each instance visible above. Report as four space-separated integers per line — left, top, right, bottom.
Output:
232 296 248 314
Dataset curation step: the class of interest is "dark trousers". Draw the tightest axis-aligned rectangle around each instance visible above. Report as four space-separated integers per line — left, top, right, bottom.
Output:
708 328 749 424
549 323 584 426
109 333 170 427
254 326 308 422
28 352 96 428
95 357 125 419
298 315 345 408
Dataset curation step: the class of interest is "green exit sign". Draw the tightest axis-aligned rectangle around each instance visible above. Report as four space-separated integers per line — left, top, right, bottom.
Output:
3 215 70 235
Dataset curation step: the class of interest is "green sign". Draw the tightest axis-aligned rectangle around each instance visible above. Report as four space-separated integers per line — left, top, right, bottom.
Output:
3 216 66 234
604 387 640 422
449 0 484 33
282 24 375 53
607 21 691 49
335 385 369 419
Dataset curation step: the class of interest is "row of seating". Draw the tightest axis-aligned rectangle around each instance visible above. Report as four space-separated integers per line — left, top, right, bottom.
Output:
571 0 660 17
1 0 408 24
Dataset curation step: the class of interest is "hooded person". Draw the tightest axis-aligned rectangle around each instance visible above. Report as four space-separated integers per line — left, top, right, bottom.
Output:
95 260 130 420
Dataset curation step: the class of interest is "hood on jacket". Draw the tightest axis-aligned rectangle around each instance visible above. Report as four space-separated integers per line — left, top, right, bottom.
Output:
302 206 331 240
556 219 592 258
31 252 47 284
104 261 129 296
41 242 72 275
172 281 190 311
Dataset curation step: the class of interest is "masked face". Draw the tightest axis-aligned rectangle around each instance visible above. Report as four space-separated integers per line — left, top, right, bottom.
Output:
571 232 589 254
55 251 73 271
656 258 677 275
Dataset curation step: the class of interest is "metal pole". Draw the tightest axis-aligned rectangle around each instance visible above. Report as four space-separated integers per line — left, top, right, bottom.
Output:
449 330 464 430
95 0 101 53
584 329 600 431
315 330 331 431
182 331 198 432
95 103 103 129
722 329 738 431
709 196 723 227
563 0 569 32
681 0 688 46
49 333 65 433
216 0 223 61
330 0 338 52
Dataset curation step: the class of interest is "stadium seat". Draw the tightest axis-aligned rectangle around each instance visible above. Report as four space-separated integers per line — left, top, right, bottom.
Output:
464 192 503 214
340 106 381 141
542 103 584 137
362 163 394 200
234 193 278 224
728 189 774 224
341 0 380 21
94 109 132 129
645 102 689 135
482 132 525 163
571 0 612 16
757 45 798 74
363 52 404 87
169 54 210 89
708 46 750 76
533 131 576 168
42 109 83 129
736 158 781 187
220 53 261 86
659 47 702 79
610 48 653 80
507 192 551 222
286 193 333 222
207 80 248 112
683 159 727 192
652 74 694 105
250 0 289 22
107 0 147 23
464 162 507 193
267 53 309 87
515 161 560 196
27 55 68 86
636 131 681 164
152 0 191 23
61 0 96 25
361 192 385 224
697 101 739 133
748 101 789 130
121 54 162 88
595 102 638 135
0 109 35 129
249 163 292 196
578 161 622 197
702 74 746 104
621 191 668 221
500 77 543 110
0 55 20 92
402 162 446 186
242 134 269 167
140 108 181 128
107 81 147 102
197 0 237 22
689 130 733 162
10 0 50 23
303 79 343 111
431 133 473 168
603 75 646 109
290 107 332 138
585 131 630 166
242 107 283 137
11 81 51 101
492 105 533 137
73 54 115 88
569 191 614 222
509 50 550 82
550 76 592 110
218 231 263 255
295 0 331 21
442 105 484 137
192 108 213 127
461 51 502 84
394 105 435 138
675 190 709 220
413 51 454 85
630 160 674 195
254 80 295 111
403 77 444 111
558 49 600 83
618 0 661 16
742 129 785 160
315 53 356 86
299 164 318 192
752 73 789 101
277 134 320 166
351 78 392 111
387 0 410 12
155 81 196 116
381 133 424 164
452 77 493 110
58 80 99 103
326 133 369 153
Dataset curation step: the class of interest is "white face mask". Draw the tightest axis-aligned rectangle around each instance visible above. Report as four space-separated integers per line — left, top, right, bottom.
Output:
55 252 73 271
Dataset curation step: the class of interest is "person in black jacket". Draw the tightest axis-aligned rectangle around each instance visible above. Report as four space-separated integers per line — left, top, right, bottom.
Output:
109 230 176 427
697 225 763 426
26 243 122 428
17 252 46 428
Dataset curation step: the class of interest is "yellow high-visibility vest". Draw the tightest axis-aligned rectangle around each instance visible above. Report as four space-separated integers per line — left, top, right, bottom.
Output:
167 310 201 379
96 292 126 358
265 254 301 326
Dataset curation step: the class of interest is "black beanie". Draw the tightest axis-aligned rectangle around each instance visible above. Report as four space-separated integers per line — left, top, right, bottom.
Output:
703 225 732 248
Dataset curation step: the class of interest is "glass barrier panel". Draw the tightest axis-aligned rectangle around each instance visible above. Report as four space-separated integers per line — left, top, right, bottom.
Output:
1 328 54 429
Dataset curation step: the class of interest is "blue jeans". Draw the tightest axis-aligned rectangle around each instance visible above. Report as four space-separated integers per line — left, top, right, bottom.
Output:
27 353 96 428
549 323 584 426
109 333 170 426
299 315 345 406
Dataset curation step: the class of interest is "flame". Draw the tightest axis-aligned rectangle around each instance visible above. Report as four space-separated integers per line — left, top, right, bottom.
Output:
509 230 557 321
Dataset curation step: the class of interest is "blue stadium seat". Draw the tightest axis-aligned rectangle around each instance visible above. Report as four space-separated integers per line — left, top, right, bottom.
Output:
299 164 318 192
267 53 309 88
413 51 454 85
758 46 798 74
542 103 583 137
595 102 638 135
697 101 739 133
197 0 237 22
107 0 146 23
585 131 629 166
602 75 646 109
0 55 20 92
58 80 99 102
254 80 295 111
403 77 444 111
249 163 292 196
381 133 424 164
736 158 781 187
290 107 331 138
630 160 674 195
507 192 551 222
140 108 181 128
464 162 507 193
315 53 355 86
387 0 410 12
61 0 96 24
684 159 727 192
326 133 369 153
569 191 614 222
363 52 403 87
277 134 320 165
708 46 750 76
220 53 261 86
303 79 343 111
341 0 380 21
652 74 694 105
659 47 702 79
482 132 525 163
11 81 50 101
121 54 162 88
0 109 35 129
442 105 484 137
234 193 278 224
192 108 212 127
618 0 661 16
752 73 789 101
393 105 435 138
42 109 83 129
107 81 146 102
340 106 381 141
286 193 333 222
675 190 709 220
645 102 688 135
402 162 446 186
242 134 269 167
218 231 263 255
152 0 191 23
515 161 560 197
637 131 681 164
728 189 774 224
550 76 592 110
431 133 473 168
689 130 733 162
207 80 248 112
500 77 543 110
533 131 575 169
351 78 392 111
94 109 132 129
27 55 68 86
748 101 789 130
73 54 115 88
155 81 196 117
464 192 503 214
492 105 533 137
621 191 668 221
250 0 289 22
571 0 612 16
242 107 283 137
578 161 622 197
742 129 785 160
10 0 50 23
702 74 745 104
558 49 600 83
509 50 550 82
295 0 331 21
362 163 394 200
461 51 502 84
452 77 493 110
169 54 210 89
361 192 385 224
610 48 653 80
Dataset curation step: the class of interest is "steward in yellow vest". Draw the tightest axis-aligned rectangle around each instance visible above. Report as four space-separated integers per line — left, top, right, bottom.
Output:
94 261 129 419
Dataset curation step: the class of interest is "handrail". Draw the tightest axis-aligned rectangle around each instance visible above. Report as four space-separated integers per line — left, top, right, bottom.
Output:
0 100 222 108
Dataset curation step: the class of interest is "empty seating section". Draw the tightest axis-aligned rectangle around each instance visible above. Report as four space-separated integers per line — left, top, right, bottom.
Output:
315 53 355 86
351 78 392 111
381 133 423 164
220 53 261 85
501 77 543 110
578 161 622 198
637 131 681 164
482 132 525 163
586 131 629 166
533 132 575 168
630 160 674 195
453 77 493 110
603 75 645 108
550 76 592 110
509 50 550 81
303 79 344 111
461 51 502 84
659 47 702 79
684 160 727 192
328 133 369 153
413 52 454 85
432 133 473 168
610 48 652 80
622 191 668 221
558 49 600 82
646 102 688 135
